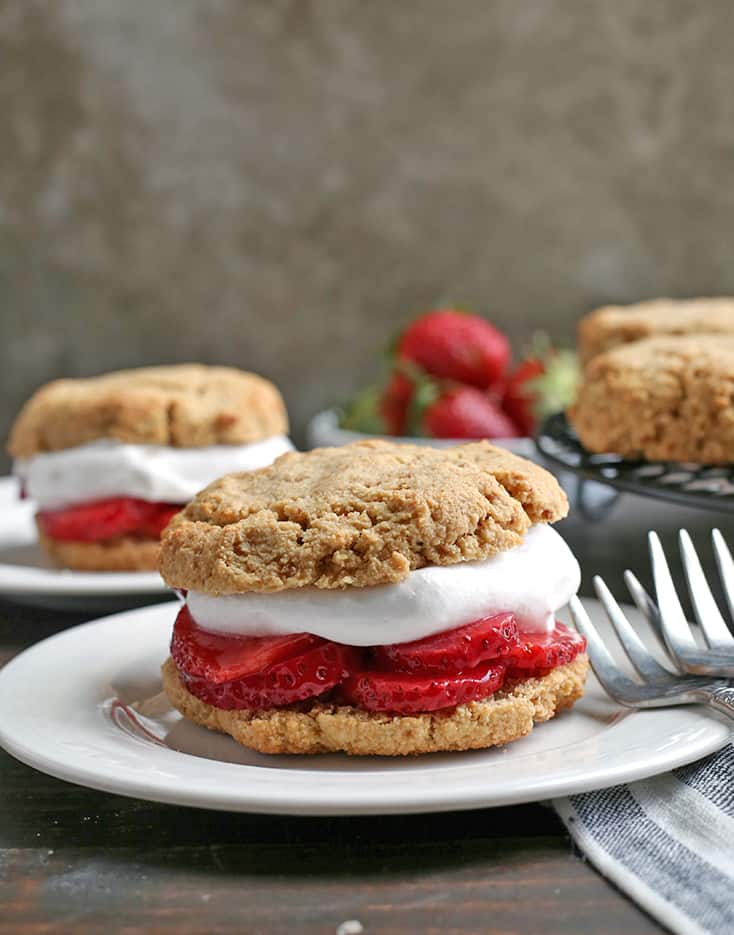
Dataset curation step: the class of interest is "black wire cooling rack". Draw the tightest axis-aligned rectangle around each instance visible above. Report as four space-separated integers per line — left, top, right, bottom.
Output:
535 412 734 514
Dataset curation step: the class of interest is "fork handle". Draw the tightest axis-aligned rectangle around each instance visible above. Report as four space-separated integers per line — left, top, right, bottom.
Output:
698 686 734 721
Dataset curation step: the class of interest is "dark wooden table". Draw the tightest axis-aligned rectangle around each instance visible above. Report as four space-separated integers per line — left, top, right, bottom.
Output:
2 489 730 934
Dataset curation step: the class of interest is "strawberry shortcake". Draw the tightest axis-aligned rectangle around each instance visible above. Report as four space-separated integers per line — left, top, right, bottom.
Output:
159 440 587 756
8 365 291 571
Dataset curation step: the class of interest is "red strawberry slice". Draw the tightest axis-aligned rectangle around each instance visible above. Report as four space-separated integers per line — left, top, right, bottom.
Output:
141 504 181 538
182 641 361 710
422 386 519 439
505 623 586 677
373 612 518 674
171 605 324 684
342 660 506 714
398 309 511 390
37 497 183 543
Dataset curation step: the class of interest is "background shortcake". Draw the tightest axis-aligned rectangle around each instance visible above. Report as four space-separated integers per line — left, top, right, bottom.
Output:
571 298 734 463
159 440 587 756
8 364 291 572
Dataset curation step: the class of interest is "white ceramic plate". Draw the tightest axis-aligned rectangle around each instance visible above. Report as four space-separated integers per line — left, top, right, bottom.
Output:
0 477 169 611
0 599 728 815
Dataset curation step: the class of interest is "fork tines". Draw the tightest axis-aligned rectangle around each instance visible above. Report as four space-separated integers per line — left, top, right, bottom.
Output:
570 528 734 707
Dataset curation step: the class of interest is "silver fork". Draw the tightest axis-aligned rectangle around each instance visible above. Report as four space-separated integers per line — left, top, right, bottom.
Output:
569 528 734 721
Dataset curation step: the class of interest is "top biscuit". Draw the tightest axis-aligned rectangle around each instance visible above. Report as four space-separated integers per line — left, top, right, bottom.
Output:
8 365 288 457
578 297 734 363
158 440 568 594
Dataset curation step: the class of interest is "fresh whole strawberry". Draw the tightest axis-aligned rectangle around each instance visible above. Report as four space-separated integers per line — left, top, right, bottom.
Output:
502 341 580 436
397 310 510 389
379 371 414 436
422 386 519 440
502 358 545 436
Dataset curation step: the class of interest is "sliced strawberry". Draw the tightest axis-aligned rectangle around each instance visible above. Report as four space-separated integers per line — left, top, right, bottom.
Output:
141 504 181 539
37 497 183 543
341 660 506 714
182 641 361 710
171 605 324 684
398 309 511 389
373 612 518 674
505 623 586 677
422 386 519 439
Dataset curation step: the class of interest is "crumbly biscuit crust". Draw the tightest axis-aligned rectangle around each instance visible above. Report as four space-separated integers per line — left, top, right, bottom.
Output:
161 653 588 755
37 530 161 571
159 440 568 594
8 364 288 457
569 335 734 463
578 297 734 363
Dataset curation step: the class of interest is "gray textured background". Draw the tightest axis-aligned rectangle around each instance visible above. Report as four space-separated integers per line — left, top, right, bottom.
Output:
2 0 734 464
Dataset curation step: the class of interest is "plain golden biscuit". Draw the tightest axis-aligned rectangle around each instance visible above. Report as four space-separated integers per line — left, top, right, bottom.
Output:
569 335 734 463
8 364 288 458
159 440 569 594
578 297 734 364
37 530 163 572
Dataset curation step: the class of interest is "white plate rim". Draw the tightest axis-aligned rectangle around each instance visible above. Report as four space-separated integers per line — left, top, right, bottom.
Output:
0 601 729 815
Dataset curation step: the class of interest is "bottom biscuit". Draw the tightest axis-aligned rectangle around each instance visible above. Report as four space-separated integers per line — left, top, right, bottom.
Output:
38 529 161 572
161 653 589 756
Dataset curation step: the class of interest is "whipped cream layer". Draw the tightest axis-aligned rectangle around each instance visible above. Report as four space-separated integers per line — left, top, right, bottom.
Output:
14 436 293 509
187 523 580 646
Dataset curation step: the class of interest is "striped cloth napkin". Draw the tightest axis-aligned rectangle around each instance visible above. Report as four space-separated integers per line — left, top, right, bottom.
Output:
553 743 734 935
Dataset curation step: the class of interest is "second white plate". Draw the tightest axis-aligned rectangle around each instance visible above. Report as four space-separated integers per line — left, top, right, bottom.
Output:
0 599 728 814
0 477 169 610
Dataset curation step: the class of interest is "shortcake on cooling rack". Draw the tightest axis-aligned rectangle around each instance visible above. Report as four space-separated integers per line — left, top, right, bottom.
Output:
569 335 734 464
578 297 734 363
